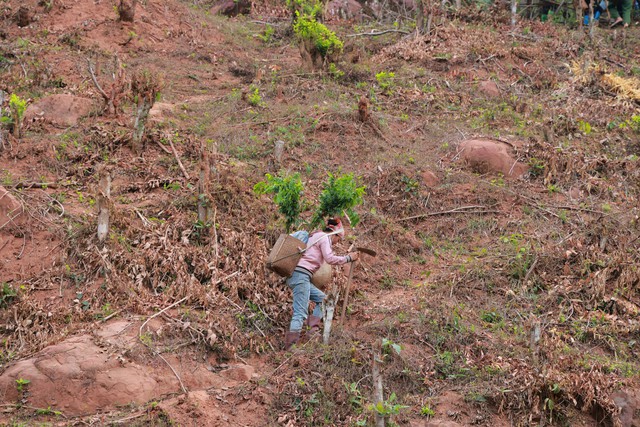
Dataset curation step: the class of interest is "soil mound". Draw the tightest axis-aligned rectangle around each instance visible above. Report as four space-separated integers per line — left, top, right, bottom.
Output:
0 320 253 417
459 138 528 178
25 94 95 128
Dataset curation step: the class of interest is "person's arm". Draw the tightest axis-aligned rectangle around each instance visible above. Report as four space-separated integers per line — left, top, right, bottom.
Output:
318 236 359 265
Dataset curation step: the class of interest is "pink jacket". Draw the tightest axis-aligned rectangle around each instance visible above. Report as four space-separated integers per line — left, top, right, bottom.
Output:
297 231 350 273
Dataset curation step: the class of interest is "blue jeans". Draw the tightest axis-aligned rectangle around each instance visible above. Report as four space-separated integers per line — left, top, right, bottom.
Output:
286 270 326 332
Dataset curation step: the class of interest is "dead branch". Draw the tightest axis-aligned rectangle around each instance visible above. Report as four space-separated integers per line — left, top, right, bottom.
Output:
398 205 497 221
166 134 190 180
139 296 189 337
87 59 110 102
156 352 188 394
346 29 410 37
154 136 172 154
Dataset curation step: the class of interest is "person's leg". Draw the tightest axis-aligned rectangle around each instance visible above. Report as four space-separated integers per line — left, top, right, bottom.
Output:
306 285 326 336
309 285 326 319
288 271 311 332
619 0 632 24
609 0 623 24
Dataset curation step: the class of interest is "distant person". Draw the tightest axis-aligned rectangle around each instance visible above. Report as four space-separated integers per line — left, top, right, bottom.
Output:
284 218 359 350
582 0 606 24
609 0 632 26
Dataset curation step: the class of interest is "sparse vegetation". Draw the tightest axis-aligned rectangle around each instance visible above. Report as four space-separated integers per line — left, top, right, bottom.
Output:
1 1 639 426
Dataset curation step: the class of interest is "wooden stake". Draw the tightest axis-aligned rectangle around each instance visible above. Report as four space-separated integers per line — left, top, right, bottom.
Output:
372 341 385 427
97 172 111 242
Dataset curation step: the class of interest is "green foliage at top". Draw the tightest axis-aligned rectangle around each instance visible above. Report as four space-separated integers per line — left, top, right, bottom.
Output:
287 0 322 19
9 94 26 120
8 94 27 137
293 12 343 58
254 172 304 232
255 172 365 233
310 172 365 228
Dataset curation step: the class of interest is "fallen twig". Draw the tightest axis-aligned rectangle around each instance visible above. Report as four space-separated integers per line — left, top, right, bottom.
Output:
522 255 538 286
166 135 190 180
154 137 172 154
156 351 188 394
139 296 189 337
346 29 410 37
398 205 497 222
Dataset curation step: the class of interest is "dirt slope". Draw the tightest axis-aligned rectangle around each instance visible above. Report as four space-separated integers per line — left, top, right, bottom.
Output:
1 0 639 426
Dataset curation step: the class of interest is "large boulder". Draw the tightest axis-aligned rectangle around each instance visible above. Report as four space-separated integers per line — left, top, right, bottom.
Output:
458 138 528 178
327 0 363 20
0 320 251 416
25 94 95 128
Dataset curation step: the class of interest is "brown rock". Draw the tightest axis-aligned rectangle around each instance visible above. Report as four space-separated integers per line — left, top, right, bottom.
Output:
15 6 32 27
478 80 501 98
327 0 363 20
421 170 439 187
612 390 640 427
211 0 251 17
459 138 528 178
25 94 95 128
220 364 255 382
0 185 23 226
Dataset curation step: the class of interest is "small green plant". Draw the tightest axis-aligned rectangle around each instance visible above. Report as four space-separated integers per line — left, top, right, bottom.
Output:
528 157 545 177
480 310 502 324
381 338 402 356
577 119 592 135
9 94 27 138
400 175 419 195
500 233 534 280
345 382 364 409
547 183 559 193
15 378 30 392
254 173 304 232
375 71 396 94
0 282 17 308
192 219 212 242
368 392 408 417
35 406 62 416
420 404 435 416
258 24 275 43
247 85 263 107
328 62 344 79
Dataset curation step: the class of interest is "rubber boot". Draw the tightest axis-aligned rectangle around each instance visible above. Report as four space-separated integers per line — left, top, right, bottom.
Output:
284 331 301 351
306 315 323 339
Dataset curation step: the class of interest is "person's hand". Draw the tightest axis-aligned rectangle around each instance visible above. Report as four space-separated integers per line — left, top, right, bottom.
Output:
348 251 359 262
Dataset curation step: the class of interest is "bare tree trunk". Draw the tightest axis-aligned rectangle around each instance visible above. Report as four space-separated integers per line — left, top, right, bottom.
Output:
415 0 424 34
118 0 137 22
372 342 385 427
0 91 4 150
97 172 111 243
511 0 518 27
132 100 151 155
588 0 595 38
197 148 212 225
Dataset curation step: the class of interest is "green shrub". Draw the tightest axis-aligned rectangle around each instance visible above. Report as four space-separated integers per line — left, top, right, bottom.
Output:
293 13 343 58
9 93 27 138
254 173 304 232
311 172 365 228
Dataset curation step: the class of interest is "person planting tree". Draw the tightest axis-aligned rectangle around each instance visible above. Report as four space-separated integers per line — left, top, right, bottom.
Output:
284 217 358 350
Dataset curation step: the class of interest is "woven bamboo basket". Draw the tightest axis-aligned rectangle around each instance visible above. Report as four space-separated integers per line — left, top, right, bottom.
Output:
266 234 306 277
311 262 332 289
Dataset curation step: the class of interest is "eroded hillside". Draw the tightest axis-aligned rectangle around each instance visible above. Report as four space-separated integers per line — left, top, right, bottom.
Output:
0 0 639 425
